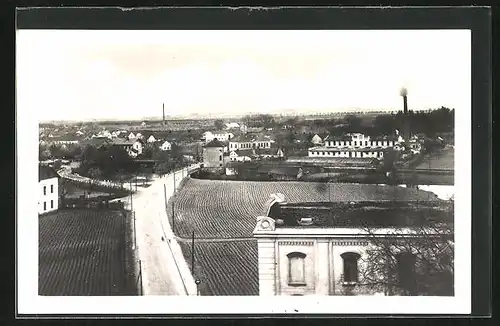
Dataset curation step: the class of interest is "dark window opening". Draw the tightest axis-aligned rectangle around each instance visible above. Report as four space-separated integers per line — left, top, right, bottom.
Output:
50 184 54 193
43 186 46 196
341 252 360 284
43 202 46 211
50 200 54 209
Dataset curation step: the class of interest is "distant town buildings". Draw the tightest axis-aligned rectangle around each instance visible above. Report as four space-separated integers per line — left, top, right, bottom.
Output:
203 131 234 143
308 132 403 159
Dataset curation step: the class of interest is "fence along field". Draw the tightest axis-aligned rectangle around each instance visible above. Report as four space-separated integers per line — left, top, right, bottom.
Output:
179 240 258 296
39 209 137 296
168 178 440 239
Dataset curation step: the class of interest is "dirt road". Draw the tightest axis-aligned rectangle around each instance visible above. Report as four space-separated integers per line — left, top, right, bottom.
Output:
128 165 199 296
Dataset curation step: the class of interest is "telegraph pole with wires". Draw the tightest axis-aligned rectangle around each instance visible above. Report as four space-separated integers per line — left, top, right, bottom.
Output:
129 181 133 211
191 230 195 275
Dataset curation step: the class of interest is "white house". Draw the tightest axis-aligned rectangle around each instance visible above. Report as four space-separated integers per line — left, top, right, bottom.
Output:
160 140 172 151
128 132 136 140
135 132 143 139
225 122 240 129
229 134 273 151
311 134 323 145
39 165 59 214
229 150 253 162
204 131 234 143
110 138 143 157
253 193 453 296
147 135 157 143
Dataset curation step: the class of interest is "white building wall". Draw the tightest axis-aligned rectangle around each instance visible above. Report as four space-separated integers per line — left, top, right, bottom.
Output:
39 177 58 214
257 239 277 296
276 239 316 296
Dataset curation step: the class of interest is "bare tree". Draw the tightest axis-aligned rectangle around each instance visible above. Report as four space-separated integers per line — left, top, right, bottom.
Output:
357 201 454 296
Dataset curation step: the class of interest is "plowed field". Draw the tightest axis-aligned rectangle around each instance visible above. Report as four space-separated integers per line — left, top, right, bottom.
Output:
39 209 137 296
169 178 438 239
178 240 258 296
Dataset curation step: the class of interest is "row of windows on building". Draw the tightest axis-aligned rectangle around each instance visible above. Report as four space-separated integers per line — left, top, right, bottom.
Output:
43 185 54 195
310 151 384 158
287 251 415 287
230 142 271 149
42 200 55 211
326 140 394 148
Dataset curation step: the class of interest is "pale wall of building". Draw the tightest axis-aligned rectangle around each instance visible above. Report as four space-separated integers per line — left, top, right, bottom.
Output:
203 147 224 168
255 226 382 296
39 177 59 214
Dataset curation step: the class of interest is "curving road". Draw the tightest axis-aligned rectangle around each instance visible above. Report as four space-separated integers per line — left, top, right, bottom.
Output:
127 164 199 296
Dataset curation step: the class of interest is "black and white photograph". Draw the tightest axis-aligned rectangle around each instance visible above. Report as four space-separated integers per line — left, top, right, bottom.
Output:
17 22 474 315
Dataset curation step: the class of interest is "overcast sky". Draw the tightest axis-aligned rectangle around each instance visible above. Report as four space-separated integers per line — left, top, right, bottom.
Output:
16 29 470 121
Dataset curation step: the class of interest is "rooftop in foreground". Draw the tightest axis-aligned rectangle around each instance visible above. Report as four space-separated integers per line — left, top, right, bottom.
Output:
267 199 453 228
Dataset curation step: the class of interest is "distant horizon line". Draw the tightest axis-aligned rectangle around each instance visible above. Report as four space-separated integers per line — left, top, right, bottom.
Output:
39 106 452 124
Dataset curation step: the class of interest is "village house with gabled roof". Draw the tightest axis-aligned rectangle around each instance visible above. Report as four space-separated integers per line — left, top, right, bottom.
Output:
160 140 172 151
229 149 254 162
109 138 143 157
311 134 323 145
147 135 157 143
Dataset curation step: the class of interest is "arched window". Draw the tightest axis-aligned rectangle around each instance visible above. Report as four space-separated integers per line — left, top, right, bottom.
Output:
341 252 361 284
287 252 306 286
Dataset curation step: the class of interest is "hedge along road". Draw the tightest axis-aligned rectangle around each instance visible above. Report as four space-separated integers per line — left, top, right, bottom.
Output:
126 164 199 296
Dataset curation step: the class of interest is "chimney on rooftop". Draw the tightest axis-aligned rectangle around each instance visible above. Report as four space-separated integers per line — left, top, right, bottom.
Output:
400 87 410 143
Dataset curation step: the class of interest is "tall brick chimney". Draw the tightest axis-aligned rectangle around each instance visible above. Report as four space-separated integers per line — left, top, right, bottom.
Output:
400 87 409 143
162 103 165 125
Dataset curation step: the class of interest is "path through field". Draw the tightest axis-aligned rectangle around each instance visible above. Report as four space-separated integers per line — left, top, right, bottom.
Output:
127 165 198 296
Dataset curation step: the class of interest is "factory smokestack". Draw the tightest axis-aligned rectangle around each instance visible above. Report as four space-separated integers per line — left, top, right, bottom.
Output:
162 103 165 125
400 87 409 143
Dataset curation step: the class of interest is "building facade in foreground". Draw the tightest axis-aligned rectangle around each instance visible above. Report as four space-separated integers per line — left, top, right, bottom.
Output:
39 165 59 214
253 194 454 296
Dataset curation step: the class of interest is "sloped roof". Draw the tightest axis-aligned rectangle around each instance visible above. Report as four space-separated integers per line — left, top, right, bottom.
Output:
81 138 111 147
230 134 255 142
269 200 452 228
39 165 59 181
50 134 83 142
233 149 254 157
204 139 225 148
110 138 135 146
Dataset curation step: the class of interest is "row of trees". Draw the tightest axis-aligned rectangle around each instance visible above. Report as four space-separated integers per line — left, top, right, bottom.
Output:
235 108 454 138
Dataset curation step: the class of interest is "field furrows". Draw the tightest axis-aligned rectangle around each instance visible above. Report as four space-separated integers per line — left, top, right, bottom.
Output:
169 178 437 239
179 240 259 296
39 209 136 296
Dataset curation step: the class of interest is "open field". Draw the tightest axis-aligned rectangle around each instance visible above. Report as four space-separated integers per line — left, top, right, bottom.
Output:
39 209 137 296
178 240 258 296
168 178 440 239
415 148 454 170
